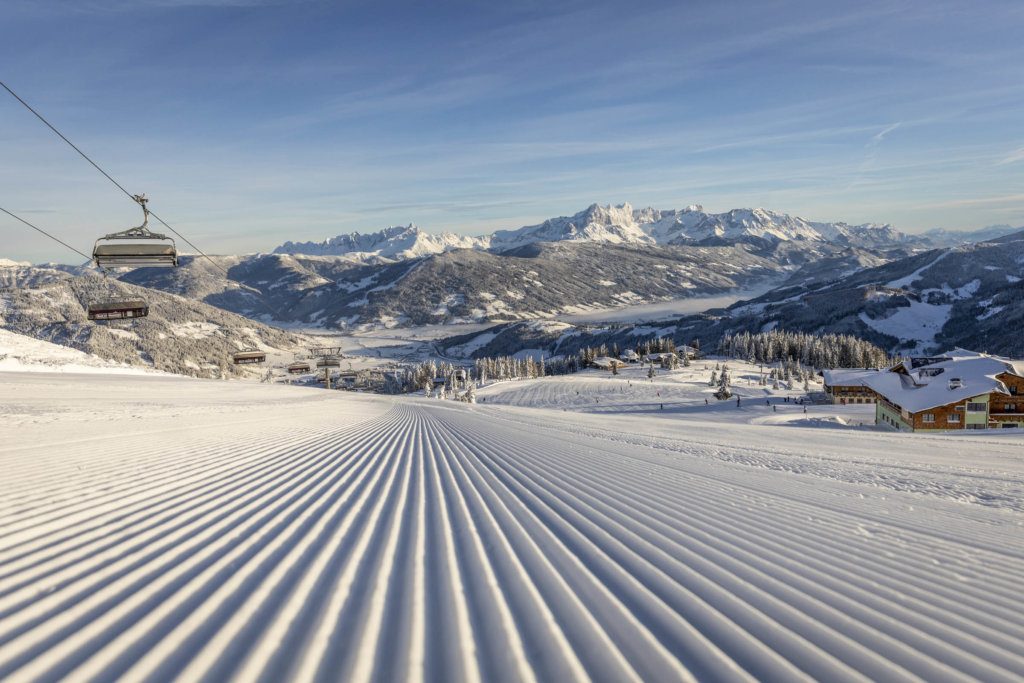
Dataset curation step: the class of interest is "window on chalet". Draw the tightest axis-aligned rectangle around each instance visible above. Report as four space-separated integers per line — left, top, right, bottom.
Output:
922 413 935 423
947 414 961 423
966 402 987 412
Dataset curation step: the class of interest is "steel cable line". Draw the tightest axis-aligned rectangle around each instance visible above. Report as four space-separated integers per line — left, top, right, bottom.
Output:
0 202 132 321
0 79 229 278
0 205 92 263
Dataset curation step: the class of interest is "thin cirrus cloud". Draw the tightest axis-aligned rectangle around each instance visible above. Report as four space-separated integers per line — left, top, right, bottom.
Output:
997 148 1024 166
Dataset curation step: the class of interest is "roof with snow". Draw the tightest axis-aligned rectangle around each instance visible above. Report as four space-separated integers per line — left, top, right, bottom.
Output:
863 350 1023 413
821 368 883 387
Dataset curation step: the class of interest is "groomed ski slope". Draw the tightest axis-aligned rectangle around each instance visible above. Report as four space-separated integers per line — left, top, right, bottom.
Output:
2 371 1024 682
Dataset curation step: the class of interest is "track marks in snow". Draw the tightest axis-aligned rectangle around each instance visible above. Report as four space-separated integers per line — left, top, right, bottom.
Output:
1 395 1023 681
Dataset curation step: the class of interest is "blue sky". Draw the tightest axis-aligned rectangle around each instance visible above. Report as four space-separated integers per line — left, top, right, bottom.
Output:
3 0 1024 262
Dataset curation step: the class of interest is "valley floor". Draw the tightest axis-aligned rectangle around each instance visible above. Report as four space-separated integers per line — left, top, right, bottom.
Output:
1 370 1023 681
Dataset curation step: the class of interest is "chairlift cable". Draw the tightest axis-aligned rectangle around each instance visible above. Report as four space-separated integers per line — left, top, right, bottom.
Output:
3 80 297 335
0 205 93 263
0 79 229 278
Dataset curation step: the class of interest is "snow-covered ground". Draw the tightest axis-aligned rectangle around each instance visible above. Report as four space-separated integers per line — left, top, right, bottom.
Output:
477 360 863 421
0 329 162 376
1 362 1023 681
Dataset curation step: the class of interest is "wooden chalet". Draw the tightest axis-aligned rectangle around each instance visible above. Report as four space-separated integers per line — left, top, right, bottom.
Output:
821 369 882 404
863 350 1024 431
590 356 623 371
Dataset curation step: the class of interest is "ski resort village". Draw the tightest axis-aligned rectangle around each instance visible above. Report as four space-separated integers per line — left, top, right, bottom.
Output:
4 2 1024 681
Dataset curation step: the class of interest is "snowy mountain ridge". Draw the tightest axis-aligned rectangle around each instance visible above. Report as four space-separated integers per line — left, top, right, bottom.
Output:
274 224 488 261
272 202 917 262
919 224 1024 247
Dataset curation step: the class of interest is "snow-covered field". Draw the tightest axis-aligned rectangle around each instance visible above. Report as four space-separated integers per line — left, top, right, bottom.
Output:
0 329 161 376
2 362 1023 681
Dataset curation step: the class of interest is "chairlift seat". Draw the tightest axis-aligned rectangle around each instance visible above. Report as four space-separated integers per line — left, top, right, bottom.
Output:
87 298 149 321
92 194 178 269
93 242 178 268
287 362 311 374
233 349 267 365
317 357 341 368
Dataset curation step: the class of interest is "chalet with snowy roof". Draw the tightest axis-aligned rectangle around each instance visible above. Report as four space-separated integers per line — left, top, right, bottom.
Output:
620 349 640 362
864 350 1024 431
641 352 678 364
591 356 622 371
821 368 882 404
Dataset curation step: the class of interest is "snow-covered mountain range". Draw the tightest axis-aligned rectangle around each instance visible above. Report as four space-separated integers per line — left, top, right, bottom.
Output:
7 202 1015 338
919 224 1023 247
274 224 487 262
272 203 920 263
103 201 943 330
491 203 914 251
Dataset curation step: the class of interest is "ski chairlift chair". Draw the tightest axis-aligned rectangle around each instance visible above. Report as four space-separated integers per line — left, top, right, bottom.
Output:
316 356 341 369
287 361 311 374
87 297 149 321
92 195 178 269
233 348 267 365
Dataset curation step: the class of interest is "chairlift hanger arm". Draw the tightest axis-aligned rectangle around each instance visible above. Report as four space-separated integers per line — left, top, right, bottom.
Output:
98 195 169 240
98 226 172 241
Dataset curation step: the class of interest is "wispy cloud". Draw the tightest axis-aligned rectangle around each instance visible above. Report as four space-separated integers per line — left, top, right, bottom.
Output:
931 193 1024 208
997 146 1024 165
870 122 902 146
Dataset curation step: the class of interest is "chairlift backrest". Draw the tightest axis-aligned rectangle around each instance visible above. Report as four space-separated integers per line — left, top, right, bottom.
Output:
93 240 178 268
233 348 267 364
87 297 149 321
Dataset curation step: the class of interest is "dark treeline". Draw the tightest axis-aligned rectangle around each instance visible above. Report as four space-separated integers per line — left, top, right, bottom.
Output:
718 330 896 368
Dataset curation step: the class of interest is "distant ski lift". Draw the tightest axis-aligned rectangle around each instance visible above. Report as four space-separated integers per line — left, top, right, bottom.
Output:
87 297 149 321
316 356 341 369
308 346 344 357
233 348 267 365
287 361 311 374
92 195 178 269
